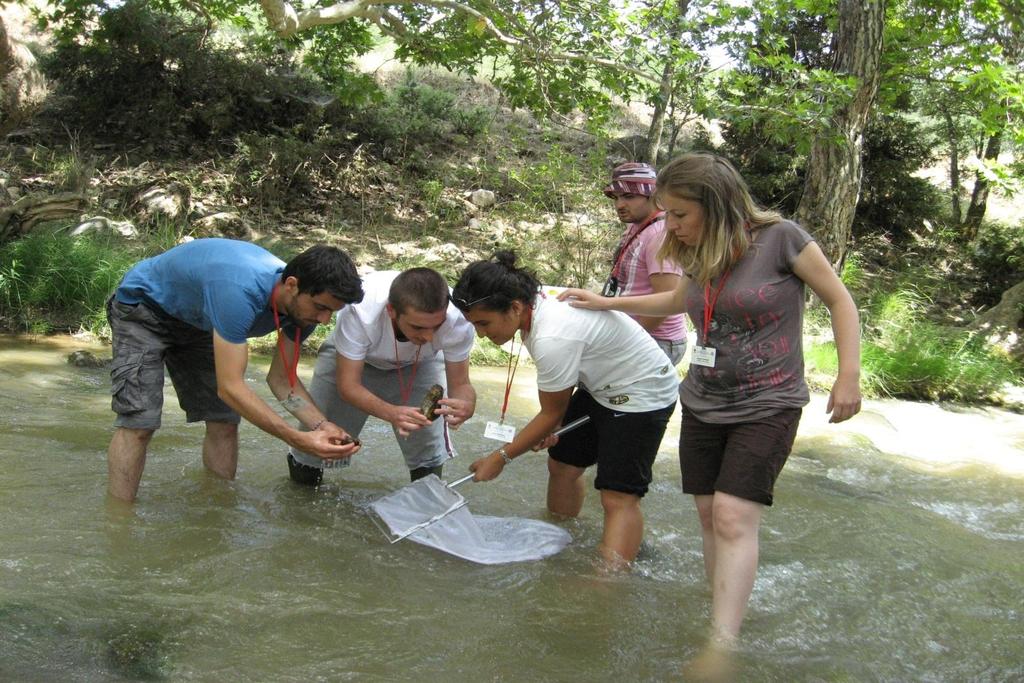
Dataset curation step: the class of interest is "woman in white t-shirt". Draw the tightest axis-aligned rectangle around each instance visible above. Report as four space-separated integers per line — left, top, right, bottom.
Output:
451 251 678 568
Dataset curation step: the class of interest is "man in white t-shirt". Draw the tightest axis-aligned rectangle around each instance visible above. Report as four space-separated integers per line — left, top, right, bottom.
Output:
287 268 477 485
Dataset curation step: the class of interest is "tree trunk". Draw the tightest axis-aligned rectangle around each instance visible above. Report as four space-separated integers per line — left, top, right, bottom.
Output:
644 61 674 164
794 0 885 272
0 9 47 136
943 111 962 223
643 0 689 165
962 129 1002 241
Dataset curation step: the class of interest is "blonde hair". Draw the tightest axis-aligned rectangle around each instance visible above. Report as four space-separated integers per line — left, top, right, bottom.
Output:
656 153 783 285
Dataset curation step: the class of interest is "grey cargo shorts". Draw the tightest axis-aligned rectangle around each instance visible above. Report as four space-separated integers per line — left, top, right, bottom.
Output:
107 296 240 430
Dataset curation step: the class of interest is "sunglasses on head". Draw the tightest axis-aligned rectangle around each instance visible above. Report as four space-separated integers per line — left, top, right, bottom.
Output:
449 293 493 309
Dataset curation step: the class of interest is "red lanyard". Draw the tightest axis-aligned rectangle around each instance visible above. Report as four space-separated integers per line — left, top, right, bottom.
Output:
394 337 422 405
499 301 535 422
701 271 731 345
499 334 523 424
270 283 300 392
611 211 664 280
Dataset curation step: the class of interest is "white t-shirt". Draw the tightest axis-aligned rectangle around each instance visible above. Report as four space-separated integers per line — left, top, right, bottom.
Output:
525 295 679 412
330 271 475 370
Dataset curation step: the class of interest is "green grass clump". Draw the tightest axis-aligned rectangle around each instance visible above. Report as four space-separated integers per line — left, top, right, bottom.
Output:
807 286 1021 403
469 337 512 366
0 232 140 334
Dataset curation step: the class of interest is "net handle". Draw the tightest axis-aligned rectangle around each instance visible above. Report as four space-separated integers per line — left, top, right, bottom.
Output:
447 415 592 489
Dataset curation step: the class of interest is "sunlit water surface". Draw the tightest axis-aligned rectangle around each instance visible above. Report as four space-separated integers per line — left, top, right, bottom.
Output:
1 335 1021 681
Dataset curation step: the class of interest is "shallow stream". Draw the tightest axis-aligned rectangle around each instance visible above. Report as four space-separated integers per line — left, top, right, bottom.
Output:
1 334 1021 681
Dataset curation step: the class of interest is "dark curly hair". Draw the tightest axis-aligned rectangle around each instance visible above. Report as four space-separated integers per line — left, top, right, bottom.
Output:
451 250 540 313
282 245 364 304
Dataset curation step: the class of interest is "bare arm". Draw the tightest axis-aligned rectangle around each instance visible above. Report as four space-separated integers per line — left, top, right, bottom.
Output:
792 242 862 423
265 333 360 451
560 276 690 317
212 332 358 459
632 272 682 332
336 354 431 437
469 387 573 481
435 359 476 427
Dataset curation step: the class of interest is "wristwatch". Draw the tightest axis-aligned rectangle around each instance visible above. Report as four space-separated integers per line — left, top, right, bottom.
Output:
497 447 513 464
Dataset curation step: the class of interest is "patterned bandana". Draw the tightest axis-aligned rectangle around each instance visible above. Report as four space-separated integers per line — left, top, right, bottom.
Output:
603 162 657 198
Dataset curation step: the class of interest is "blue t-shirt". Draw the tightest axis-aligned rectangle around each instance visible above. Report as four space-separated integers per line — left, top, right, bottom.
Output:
116 238 311 344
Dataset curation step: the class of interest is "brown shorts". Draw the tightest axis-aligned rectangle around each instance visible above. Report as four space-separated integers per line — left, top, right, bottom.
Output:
678 405 802 506
107 296 240 430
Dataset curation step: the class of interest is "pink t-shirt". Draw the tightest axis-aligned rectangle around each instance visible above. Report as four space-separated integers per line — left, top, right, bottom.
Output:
614 216 687 341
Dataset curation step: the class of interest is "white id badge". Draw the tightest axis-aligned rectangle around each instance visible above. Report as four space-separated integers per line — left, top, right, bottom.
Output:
691 345 717 367
484 421 516 442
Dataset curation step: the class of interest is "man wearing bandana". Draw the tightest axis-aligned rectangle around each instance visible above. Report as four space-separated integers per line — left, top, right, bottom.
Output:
602 162 688 365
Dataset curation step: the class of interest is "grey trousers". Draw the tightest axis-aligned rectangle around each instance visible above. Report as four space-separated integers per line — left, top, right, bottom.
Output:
655 337 688 367
289 342 456 471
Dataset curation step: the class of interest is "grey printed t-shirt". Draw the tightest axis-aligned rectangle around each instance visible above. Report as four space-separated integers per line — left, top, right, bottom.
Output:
680 220 813 423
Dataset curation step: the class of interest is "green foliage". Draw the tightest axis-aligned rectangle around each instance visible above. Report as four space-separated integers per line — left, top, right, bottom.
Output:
503 142 592 213
469 337 512 367
0 233 138 334
545 216 617 289
230 133 327 208
352 71 491 164
301 23 380 108
967 221 1024 308
707 2 858 156
451 106 493 138
854 114 946 241
711 112 948 244
714 122 804 213
839 287 1021 402
890 0 1024 215
839 251 867 292
41 1 349 151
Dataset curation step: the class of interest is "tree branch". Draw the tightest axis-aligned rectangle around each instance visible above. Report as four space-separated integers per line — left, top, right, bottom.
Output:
257 0 660 84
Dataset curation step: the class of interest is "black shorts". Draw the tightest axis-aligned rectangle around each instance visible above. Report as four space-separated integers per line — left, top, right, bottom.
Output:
548 389 675 498
679 405 802 506
107 296 240 430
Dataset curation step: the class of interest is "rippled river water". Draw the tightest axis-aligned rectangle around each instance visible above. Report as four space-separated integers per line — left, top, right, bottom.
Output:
1 334 1021 681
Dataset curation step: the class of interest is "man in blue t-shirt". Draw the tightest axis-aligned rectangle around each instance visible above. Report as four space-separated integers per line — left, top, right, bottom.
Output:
106 238 365 502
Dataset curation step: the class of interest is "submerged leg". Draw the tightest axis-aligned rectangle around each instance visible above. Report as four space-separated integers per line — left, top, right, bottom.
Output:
694 494 717 586
546 457 586 518
708 492 764 641
598 489 644 568
107 427 154 503
202 421 238 479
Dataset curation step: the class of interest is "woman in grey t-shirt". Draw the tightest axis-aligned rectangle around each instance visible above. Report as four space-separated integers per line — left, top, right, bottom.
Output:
561 153 862 674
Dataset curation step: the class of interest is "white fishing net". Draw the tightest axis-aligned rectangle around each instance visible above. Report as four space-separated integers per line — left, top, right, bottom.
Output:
370 475 572 565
